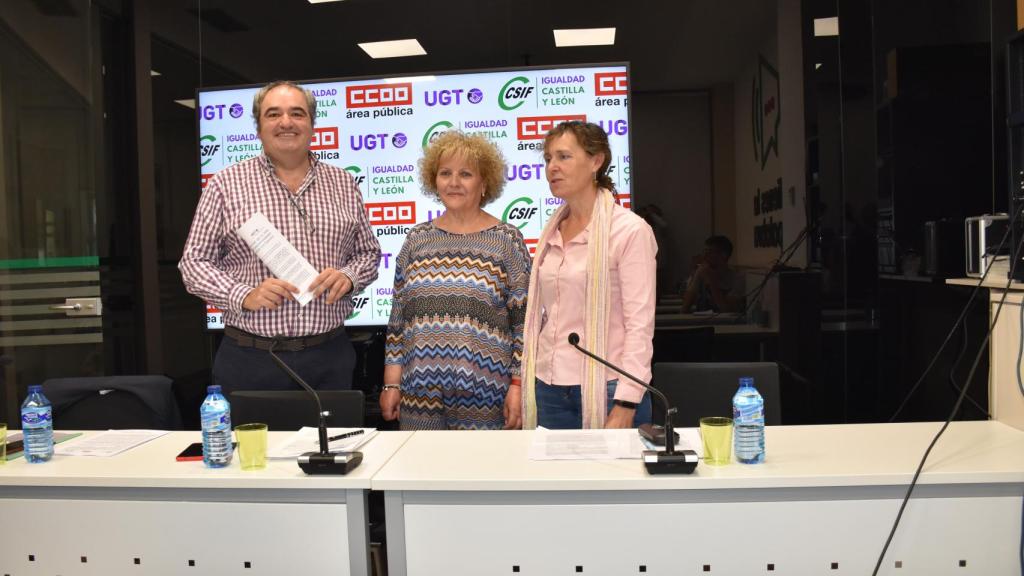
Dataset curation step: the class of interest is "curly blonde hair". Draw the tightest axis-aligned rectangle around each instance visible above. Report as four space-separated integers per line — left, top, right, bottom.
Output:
418 131 507 206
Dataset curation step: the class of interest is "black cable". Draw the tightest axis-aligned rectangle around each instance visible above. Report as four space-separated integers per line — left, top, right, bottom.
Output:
945 313 991 419
888 218 1013 422
871 230 1024 576
1018 285 1024 400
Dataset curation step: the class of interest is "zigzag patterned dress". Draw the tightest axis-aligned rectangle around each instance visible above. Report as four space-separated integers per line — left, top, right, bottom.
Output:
385 221 531 430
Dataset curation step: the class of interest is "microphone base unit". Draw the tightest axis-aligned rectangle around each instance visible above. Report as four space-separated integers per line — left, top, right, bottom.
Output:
298 451 363 475
643 450 699 474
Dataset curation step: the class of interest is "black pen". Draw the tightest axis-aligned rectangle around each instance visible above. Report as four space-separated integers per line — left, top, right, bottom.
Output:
327 429 365 443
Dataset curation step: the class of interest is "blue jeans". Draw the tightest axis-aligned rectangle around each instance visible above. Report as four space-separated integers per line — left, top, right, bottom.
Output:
535 378 652 429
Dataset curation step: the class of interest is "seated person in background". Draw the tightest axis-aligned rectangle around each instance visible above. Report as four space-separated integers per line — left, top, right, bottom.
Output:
680 235 743 313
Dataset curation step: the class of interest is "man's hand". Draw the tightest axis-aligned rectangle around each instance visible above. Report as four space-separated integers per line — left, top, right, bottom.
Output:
604 405 636 429
242 278 299 311
309 268 353 304
503 385 522 430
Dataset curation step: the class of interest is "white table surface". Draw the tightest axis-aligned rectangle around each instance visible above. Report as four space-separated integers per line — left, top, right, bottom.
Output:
371 421 1024 491
0 429 413 490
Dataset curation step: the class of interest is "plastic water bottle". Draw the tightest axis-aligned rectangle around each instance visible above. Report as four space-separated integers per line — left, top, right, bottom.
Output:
200 385 232 468
732 377 765 464
21 385 54 463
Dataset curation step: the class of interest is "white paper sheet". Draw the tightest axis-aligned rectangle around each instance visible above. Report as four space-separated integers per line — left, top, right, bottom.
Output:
54 429 169 457
236 211 318 306
267 427 377 459
528 429 646 460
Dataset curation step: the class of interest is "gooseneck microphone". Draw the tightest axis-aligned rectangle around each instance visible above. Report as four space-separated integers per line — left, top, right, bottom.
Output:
567 332 698 474
269 339 362 475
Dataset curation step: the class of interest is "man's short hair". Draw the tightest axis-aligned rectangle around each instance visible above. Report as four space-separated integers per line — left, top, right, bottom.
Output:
251 80 317 129
705 235 733 258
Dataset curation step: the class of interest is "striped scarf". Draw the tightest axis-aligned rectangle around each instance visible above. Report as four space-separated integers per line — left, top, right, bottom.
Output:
522 189 614 429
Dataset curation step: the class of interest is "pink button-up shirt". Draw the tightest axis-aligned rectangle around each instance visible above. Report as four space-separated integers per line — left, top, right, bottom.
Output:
534 203 657 403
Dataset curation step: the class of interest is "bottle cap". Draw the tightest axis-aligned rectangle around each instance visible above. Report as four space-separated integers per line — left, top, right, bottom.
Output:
28 384 42 393
739 377 754 386
207 385 222 394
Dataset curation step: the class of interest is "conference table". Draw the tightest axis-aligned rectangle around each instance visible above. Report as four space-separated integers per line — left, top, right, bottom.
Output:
0 430 413 576
373 422 1024 576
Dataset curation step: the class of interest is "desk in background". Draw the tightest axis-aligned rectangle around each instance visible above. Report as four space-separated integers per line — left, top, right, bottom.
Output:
0 430 412 576
375 422 1024 576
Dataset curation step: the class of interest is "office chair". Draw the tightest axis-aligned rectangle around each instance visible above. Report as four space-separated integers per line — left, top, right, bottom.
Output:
229 390 365 430
652 325 715 364
651 362 782 428
42 375 182 430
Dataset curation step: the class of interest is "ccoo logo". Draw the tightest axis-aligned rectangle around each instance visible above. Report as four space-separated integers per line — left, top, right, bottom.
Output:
594 72 628 96
516 114 586 140
346 82 413 108
498 76 534 111
310 126 339 150
367 201 416 226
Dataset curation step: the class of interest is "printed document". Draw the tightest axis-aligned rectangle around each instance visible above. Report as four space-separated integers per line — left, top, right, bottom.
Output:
237 211 318 306
528 428 647 460
55 429 168 457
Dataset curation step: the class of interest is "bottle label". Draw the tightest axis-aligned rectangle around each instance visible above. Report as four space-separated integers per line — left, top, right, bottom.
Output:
22 411 51 425
201 413 230 430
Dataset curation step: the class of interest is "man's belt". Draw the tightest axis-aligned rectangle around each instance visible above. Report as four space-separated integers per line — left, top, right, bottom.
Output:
224 326 343 352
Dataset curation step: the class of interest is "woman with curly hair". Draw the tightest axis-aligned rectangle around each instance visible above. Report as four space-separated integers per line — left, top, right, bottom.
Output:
380 131 531 430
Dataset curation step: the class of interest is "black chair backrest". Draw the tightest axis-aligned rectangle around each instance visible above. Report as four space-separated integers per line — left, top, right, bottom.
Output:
229 390 365 430
651 362 782 428
42 375 181 430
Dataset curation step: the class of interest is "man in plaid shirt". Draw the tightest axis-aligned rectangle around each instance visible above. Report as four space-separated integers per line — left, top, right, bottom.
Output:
179 81 380 393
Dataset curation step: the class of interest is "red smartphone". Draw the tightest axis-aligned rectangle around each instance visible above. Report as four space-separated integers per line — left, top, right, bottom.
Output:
176 442 204 461
176 442 237 461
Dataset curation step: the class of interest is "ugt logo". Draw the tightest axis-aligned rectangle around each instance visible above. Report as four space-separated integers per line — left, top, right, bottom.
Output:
751 54 780 171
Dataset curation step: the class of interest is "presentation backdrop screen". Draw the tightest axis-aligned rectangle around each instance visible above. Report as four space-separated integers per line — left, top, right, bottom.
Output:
198 63 632 328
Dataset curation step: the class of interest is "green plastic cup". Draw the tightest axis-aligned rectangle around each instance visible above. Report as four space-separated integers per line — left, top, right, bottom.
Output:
235 423 268 471
700 417 733 466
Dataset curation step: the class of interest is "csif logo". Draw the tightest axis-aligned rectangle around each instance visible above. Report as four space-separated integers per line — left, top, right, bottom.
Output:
501 197 538 230
594 72 628 96
422 121 454 148
199 135 220 167
367 201 416 226
498 76 534 111
347 291 370 320
516 114 586 140
310 127 339 150
345 165 366 186
346 82 413 108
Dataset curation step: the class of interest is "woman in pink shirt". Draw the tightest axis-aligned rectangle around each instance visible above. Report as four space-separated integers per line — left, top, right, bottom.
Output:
521 121 658 429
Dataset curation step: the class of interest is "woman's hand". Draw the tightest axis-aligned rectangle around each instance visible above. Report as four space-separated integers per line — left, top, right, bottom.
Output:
503 384 522 429
380 388 401 421
604 405 635 429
